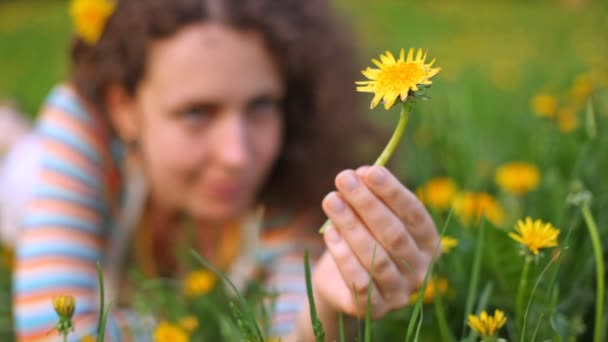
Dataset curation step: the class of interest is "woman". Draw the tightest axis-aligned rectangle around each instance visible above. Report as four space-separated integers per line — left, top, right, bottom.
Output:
1 0 440 340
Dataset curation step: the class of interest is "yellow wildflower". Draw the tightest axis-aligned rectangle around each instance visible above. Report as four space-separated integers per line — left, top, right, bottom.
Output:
52 295 76 319
409 277 449 304
70 0 116 44
557 107 579 133
569 73 594 103
356 48 441 109
80 335 96 342
495 161 541 196
416 177 457 211
453 192 505 227
509 217 560 255
179 316 199 332
467 309 507 337
530 93 558 118
184 269 217 297
441 236 459 254
154 321 189 342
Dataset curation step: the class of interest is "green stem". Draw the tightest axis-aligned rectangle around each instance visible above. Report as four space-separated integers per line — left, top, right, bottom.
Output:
516 256 531 333
581 204 604 342
63 333 67 342
319 101 411 233
433 284 453 342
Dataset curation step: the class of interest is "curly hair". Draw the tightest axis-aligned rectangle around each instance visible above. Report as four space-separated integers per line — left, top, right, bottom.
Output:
70 0 379 215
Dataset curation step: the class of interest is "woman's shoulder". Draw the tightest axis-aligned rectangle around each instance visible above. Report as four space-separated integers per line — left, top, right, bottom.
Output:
38 82 99 127
35 82 121 162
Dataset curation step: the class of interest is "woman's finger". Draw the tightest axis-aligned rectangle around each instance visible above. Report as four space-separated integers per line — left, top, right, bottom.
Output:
322 191 409 297
360 166 440 253
332 171 426 282
322 225 388 318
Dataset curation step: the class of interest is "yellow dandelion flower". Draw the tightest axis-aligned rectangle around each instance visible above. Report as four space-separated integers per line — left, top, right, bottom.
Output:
80 335 96 342
184 269 217 298
495 161 541 196
453 192 505 227
557 107 579 133
441 236 459 254
409 277 449 304
356 48 441 109
467 309 507 337
570 73 594 103
509 217 560 255
530 93 558 118
416 177 457 211
70 0 116 44
153 321 189 342
179 316 199 332
52 295 76 319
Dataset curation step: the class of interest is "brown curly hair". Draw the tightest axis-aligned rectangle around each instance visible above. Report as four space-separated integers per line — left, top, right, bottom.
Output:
70 0 379 216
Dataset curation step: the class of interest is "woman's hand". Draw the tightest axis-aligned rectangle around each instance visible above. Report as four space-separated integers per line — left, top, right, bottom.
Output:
314 165 440 319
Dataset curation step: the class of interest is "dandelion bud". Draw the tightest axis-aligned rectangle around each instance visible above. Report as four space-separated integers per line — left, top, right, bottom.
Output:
53 295 76 319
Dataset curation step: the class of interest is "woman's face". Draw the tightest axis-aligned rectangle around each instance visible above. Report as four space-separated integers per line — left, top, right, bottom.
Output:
125 23 284 224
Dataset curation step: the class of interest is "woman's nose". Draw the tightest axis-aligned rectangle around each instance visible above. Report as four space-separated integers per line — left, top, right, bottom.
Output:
210 111 248 169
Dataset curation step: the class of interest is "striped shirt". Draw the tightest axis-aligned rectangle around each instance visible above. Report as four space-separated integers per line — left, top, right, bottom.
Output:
8 84 324 341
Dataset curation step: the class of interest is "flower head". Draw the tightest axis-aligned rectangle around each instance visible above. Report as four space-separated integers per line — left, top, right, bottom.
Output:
509 217 560 255
154 321 189 342
453 192 505 227
570 73 594 103
184 269 217 297
557 107 579 133
416 177 457 211
495 161 541 196
409 277 449 304
53 295 76 319
179 316 199 332
70 0 116 44
441 236 459 254
530 93 558 118
356 48 441 109
467 309 507 337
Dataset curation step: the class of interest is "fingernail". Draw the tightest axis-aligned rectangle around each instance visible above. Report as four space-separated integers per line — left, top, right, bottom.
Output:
340 172 359 191
328 193 345 213
370 166 386 185
326 227 342 243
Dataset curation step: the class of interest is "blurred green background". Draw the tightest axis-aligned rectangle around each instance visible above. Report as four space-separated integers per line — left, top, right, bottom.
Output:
1 0 607 115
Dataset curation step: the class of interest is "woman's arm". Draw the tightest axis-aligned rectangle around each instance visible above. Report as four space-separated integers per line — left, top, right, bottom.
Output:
11 86 123 341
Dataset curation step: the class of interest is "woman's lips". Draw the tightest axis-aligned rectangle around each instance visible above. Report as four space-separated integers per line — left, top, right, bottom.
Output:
203 182 246 201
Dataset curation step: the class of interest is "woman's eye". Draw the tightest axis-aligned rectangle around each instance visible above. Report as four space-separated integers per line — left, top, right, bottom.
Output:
247 97 279 119
181 105 213 125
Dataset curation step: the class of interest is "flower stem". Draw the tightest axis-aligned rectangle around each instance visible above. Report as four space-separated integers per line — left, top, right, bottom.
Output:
581 203 604 342
516 256 531 333
319 102 412 233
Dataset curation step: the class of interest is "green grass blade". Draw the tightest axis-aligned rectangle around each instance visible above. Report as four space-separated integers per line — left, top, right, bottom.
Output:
465 282 493 342
339 312 345 342
97 302 113 342
461 218 486 339
95 261 105 340
413 308 424 342
304 248 325 342
190 249 264 341
433 281 454 342
406 208 453 342
364 245 377 342
521 254 558 342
